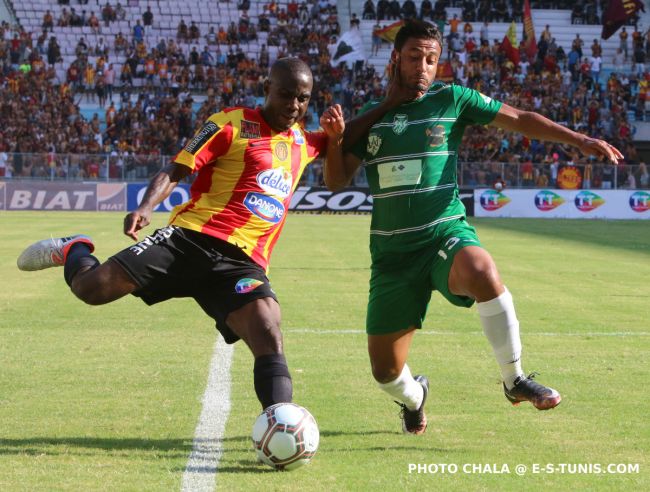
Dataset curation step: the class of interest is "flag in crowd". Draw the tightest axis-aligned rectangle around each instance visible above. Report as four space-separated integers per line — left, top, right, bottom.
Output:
373 20 404 43
522 0 537 60
500 21 520 65
601 0 645 39
329 29 366 67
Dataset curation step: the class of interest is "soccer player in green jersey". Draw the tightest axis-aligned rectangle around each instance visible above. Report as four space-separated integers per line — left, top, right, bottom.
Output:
321 20 623 435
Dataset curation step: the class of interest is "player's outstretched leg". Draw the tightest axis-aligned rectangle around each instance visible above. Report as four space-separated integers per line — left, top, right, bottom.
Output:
449 246 561 411
17 235 94 271
503 373 561 410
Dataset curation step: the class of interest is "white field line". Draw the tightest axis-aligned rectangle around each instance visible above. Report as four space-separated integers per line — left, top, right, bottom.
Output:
181 336 234 492
283 328 650 337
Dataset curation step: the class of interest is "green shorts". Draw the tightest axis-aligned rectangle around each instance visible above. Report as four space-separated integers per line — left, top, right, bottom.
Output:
366 218 482 335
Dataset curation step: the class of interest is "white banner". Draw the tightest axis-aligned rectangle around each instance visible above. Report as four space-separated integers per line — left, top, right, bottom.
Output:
474 189 650 219
328 29 365 67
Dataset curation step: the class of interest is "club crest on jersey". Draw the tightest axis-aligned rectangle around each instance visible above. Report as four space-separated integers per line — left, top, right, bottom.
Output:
256 168 292 198
241 119 261 139
367 134 382 156
184 121 219 154
244 192 285 223
292 128 305 144
274 142 288 161
480 93 493 105
392 114 408 135
426 125 446 147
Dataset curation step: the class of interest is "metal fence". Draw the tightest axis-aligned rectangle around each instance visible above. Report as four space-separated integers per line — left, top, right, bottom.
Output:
0 153 647 190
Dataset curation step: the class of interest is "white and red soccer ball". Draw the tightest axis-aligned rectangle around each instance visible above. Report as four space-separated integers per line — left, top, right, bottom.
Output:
252 402 319 471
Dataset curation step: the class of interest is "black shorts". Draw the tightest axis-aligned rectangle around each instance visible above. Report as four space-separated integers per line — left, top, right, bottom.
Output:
110 225 277 344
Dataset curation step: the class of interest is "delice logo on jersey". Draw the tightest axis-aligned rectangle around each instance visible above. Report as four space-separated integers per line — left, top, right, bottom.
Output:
244 192 285 223
256 168 292 199
629 191 650 212
534 190 565 211
574 191 605 212
479 190 510 211
235 278 264 294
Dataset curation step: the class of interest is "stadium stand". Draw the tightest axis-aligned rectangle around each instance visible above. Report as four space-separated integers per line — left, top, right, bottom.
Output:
0 0 648 189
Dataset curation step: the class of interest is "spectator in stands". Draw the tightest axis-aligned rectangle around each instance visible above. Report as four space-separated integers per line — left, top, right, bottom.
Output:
350 13 361 29
376 0 388 20
177 19 188 41
363 0 376 19
88 12 101 34
189 21 201 41
42 10 54 32
46 36 62 66
388 0 400 20
102 3 115 26
633 44 645 75
401 0 417 19
206 27 217 45
58 8 71 27
114 32 128 53
115 2 126 21
133 20 145 44
143 6 154 33
619 27 628 61
571 2 584 24
372 21 382 56
104 63 115 99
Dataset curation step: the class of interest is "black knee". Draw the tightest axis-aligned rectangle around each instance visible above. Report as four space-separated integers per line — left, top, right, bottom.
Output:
254 353 293 409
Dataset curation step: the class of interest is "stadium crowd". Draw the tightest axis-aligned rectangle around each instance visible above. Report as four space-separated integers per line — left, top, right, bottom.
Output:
0 0 649 189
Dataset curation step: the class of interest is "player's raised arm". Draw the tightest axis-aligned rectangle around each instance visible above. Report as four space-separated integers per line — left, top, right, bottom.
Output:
123 163 190 240
491 103 624 165
320 104 361 191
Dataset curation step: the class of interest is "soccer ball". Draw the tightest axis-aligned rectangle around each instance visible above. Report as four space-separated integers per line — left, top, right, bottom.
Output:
252 402 319 471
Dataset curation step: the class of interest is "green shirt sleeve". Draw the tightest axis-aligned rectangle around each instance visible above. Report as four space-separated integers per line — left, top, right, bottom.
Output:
348 100 382 161
453 85 502 126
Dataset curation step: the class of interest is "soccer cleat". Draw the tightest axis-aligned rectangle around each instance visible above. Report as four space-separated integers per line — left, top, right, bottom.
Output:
504 372 561 410
395 375 429 435
17 235 95 271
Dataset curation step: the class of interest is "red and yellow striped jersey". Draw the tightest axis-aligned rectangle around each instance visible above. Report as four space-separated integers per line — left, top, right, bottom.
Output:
169 107 327 271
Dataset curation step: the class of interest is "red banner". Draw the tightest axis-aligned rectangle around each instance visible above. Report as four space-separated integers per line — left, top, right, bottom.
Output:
522 0 537 60
601 0 645 40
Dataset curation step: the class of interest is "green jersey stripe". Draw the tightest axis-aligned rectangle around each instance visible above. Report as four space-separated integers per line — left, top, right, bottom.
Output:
370 214 465 236
366 151 456 166
373 183 456 199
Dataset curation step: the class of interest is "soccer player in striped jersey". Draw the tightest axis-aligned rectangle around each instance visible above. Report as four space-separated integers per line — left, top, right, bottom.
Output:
18 57 343 412
321 20 623 435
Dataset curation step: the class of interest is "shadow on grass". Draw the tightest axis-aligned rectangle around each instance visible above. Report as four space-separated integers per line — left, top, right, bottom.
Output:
0 435 248 458
472 218 650 256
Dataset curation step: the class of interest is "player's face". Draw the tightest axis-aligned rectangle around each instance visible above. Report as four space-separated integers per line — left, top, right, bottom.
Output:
264 71 313 132
395 37 441 95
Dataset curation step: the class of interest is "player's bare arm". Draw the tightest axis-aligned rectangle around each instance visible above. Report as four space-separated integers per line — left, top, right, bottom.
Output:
491 103 624 165
124 163 191 240
321 104 360 191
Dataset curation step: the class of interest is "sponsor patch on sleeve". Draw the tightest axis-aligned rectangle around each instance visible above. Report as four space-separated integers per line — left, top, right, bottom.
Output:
184 121 220 154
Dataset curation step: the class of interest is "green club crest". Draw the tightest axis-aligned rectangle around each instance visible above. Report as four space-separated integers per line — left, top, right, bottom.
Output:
367 134 382 156
392 114 408 135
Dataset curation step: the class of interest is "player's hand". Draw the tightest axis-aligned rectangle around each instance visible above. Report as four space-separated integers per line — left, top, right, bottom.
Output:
123 208 152 241
320 104 345 140
384 57 421 109
578 137 624 165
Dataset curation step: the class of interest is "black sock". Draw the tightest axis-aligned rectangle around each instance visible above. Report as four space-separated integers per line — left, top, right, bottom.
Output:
64 243 100 287
254 353 293 409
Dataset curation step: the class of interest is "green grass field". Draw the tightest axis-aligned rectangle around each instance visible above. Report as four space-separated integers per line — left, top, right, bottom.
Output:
1 212 648 491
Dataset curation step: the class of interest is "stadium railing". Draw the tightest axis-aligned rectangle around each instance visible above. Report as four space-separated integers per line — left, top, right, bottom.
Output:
0 153 646 190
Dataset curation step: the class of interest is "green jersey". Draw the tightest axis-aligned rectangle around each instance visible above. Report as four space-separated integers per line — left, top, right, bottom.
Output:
351 83 502 258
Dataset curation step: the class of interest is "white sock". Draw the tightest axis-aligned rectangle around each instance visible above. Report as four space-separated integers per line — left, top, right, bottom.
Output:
377 364 424 411
476 287 524 390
